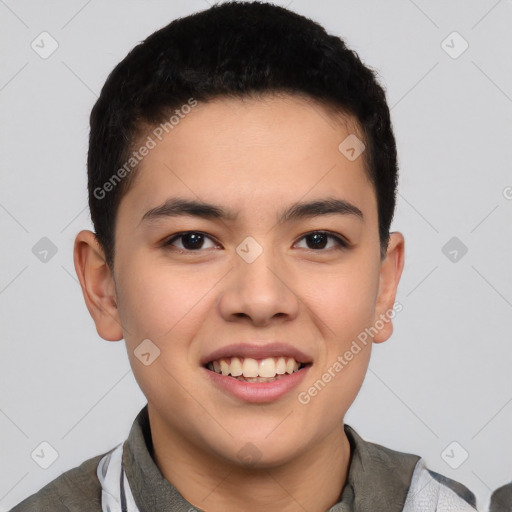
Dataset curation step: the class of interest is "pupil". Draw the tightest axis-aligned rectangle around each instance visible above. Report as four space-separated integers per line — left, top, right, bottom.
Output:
183 233 203 250
308 233 327 249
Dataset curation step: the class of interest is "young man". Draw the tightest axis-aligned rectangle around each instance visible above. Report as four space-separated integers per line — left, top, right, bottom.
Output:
11 2 479 511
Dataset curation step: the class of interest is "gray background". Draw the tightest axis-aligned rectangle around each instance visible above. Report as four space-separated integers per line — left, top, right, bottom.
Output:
1 0 511 510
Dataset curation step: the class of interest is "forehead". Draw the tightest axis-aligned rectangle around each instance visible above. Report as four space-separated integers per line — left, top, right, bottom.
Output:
118 94 375 225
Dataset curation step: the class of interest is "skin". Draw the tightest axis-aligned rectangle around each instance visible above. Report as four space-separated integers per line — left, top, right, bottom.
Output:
74 94 404 512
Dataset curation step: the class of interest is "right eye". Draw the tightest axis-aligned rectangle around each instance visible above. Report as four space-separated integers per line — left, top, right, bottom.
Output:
164 231 220 252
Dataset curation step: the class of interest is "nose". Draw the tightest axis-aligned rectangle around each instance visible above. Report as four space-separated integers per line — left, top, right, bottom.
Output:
217 246 300 327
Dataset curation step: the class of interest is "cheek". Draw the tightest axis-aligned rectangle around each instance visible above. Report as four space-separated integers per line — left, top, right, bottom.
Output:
309 257 379 409
115 259 212 409
302 261 380 345
116 255 214 341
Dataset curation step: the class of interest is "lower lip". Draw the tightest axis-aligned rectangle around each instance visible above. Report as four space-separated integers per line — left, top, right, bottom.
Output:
203 366 311 403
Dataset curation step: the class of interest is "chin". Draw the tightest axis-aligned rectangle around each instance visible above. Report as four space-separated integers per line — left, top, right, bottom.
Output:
207 429 311 469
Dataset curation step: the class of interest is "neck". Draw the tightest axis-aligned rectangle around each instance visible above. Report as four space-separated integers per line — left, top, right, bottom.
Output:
149 411 351 512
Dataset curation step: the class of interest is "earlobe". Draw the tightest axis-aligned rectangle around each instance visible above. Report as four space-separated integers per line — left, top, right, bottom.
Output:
73 230 124 341
373 232 405 344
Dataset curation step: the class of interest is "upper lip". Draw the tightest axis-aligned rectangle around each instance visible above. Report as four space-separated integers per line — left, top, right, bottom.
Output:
201 342 313 366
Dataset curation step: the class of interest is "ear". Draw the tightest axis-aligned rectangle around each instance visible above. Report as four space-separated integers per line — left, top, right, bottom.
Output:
373 232 405 344
73 230 124 341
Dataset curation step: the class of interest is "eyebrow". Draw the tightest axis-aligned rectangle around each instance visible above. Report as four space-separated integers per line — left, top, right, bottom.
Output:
139 197 364 226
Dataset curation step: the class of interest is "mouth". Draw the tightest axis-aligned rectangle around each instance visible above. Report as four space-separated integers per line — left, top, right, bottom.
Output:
201 343 313 403
205 356 310 383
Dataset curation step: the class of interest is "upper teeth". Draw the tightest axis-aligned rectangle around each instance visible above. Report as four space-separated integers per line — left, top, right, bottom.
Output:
209 357 301 378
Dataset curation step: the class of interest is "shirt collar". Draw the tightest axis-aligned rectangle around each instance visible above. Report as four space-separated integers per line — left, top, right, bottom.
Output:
328 424 419 511
123 404 419 512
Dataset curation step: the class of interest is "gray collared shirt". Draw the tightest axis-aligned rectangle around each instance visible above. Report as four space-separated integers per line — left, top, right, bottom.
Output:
10 404 476 511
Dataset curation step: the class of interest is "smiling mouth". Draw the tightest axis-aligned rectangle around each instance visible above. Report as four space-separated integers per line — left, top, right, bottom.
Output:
205 356 310 383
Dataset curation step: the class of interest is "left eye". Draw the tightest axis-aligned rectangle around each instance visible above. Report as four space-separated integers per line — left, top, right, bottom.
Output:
165 232 218 251
295 231 347 250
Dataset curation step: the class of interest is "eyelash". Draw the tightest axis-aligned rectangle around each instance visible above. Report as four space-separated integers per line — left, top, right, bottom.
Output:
163 230 349 253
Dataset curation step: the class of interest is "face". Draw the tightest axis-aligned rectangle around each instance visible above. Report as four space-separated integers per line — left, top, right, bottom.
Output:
76 94 404 468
